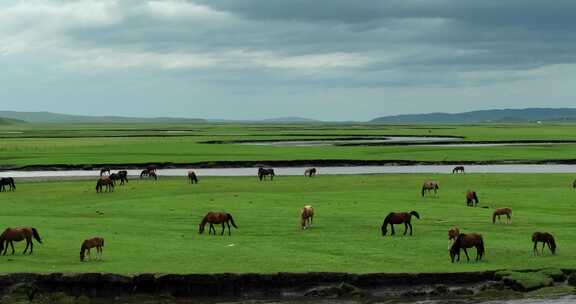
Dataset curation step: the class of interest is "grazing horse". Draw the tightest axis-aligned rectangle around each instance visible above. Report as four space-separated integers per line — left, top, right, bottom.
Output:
301 205 314 229
381 211 420 236
100 168 110 176
80 237 104 261
532 232 556 256
448 226 460 249
452 166 465 174
0 227 42 255
199 212 238 236
140 169 158 180
450 233 484 263
304 168 317 177
140 169 150 179
258 167 275 181
147 165 157 173
188 171 198 184
421 181 439 197
110 171 128 185
492 208 512 224
0 177 16 192
466 190 479 207
95 177 114 193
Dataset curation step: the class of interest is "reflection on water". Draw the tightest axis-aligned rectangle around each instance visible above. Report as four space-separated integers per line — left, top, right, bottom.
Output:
4 164 576 179
238 136 461 146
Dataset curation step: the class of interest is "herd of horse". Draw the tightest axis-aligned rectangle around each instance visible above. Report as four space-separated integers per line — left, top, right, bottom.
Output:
0 165 564 264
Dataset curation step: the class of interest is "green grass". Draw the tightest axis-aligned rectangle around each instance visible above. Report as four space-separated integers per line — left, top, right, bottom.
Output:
0 174 574 274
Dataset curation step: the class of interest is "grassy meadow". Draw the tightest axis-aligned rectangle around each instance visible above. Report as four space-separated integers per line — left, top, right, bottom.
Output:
2 123 576 167
0 174 575 274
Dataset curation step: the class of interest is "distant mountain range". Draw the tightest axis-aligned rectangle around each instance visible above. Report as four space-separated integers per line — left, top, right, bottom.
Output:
0 111 206 124
371 108 576 123
0 117 26 125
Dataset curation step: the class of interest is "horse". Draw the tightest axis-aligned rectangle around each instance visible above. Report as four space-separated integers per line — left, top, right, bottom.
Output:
492 208 512 224
450 233 484 263
109 171 128 185
421 181 439 197
100 168 110 176
258 167 275 181
0 227 42 255
140 169 157 180
80 237 104 261
532 232 556 256
0 177 16 192
199 212 238 236
188 171 198 184
452 166 465 174
95 177 114 193
448 226 460 249
140 169 150 179
147 165 157 173
304 168 317 177
466 190 479 207
301 205 314 229
381 211 420 236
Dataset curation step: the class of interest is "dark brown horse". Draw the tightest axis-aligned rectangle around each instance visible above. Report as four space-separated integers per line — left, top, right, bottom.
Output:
258 167 275 181
95 177 114 193
100 168 110 176
450 233 484 263
304 168 317 177
452 166 465 174
466 190 479 207
0 177 16 192
188 171 198 184
199 212 238 236
80 237 104 261
421 181 439 197
301 205 314 229
0 227 42 255
492 208 512 224
140 169 157 180
110 170 128 185
381 211 420 236
532 232 556 256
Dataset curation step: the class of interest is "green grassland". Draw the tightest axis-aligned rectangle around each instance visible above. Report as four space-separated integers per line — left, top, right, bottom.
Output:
2 122 576 167
1 174 574 274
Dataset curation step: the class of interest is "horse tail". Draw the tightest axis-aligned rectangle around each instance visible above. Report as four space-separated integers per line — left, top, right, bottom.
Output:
473 192 479 204
32 228 42 244
478 237 485 258
227 213 238 228
549 235 557 254
410 211 420 219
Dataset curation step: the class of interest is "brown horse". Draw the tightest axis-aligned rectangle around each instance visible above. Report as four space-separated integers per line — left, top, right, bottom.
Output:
199 212 238 236
0 227 42 255
95 177 114 193
492 208 512 224
452 166 465 174
450 233 485 262
258 167 275 181
448 226 460 249
304 168 317 177
466 190 479 207
301 205 314 229
80 237 104 261
532 232 556 256
188 171 198 184
381 211 420 236
421 181 439 197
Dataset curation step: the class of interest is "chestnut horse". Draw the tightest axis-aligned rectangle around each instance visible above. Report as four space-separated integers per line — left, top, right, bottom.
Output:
532 232 556 255
0 227 42 255
258 167 275 181
421 181 439 197
304 168 317 177
492 208 512 224
448 226 460 249
450 233 484 262
199 212 238 236
301 205 314 229
188 171 198 184
466 191 479 207
95 177 114 193
381 211 420 236
80 237 104 261
452 166 465 174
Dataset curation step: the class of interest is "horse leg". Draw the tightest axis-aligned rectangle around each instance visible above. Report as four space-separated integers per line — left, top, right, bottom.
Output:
29 239 33 255
533 241 538 256
209 224 215 235
23 240 30 254
221 223 225 236
408 223 413 236
403 223 408 235
390 224 395 236
227 221 231 236
508 214 511 224
10 241 15 255
542 243 546 255
463 248 470 262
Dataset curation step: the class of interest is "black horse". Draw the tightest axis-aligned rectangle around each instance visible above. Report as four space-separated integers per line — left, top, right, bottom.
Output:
0 178 16 192
258 167 275 181
110 171 129 185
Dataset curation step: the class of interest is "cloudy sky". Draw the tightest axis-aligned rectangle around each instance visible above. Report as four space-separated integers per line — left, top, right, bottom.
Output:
1 0 576 120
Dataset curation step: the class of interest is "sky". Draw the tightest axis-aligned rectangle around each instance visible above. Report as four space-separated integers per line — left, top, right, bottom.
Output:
1 0 576 121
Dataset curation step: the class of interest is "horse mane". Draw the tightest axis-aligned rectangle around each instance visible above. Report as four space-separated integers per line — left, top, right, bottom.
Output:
409 211 420 219
383 212 395 225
